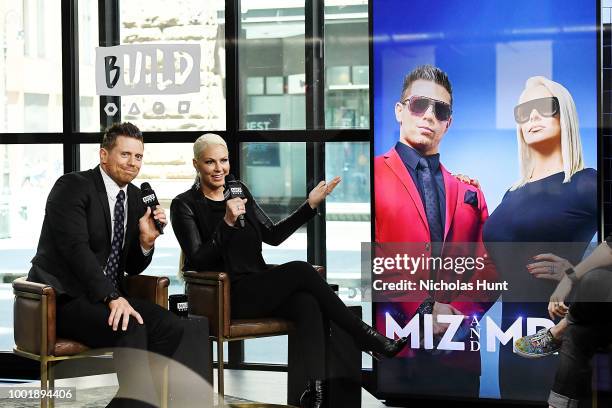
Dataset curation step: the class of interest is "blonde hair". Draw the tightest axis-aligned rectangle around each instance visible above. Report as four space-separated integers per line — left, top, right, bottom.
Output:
511 76 584 190
193 133 227 159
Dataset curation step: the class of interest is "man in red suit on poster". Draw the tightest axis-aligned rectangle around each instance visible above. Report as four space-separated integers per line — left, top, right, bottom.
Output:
373 65 498 397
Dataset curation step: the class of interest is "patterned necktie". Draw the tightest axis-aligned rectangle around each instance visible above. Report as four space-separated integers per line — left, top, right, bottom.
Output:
417 157 443 256
105 190 125 290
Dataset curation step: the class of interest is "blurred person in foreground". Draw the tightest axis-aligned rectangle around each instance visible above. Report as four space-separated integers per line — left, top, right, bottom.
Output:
514 238 612 408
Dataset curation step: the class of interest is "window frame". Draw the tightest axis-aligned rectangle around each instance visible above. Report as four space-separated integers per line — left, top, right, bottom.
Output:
0 0 369 378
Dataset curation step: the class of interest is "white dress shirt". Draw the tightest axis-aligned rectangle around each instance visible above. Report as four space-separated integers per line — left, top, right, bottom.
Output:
99 167 152 256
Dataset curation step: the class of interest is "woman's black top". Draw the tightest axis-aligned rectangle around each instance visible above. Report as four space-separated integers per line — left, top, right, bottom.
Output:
170 183 317 284
482 168 598 301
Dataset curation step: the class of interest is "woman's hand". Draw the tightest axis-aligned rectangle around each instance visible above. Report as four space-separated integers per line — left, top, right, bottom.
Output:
528 253 573 281
307 176 341 209
432 302 462 336
224 197 248 227
548 276 572 319
453 173 481 189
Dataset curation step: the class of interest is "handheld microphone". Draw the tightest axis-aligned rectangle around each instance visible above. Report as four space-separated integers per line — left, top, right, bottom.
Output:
140 182 164 234
224 174 245 228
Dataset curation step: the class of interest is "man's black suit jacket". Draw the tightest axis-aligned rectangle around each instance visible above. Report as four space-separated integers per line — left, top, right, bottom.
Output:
28 165 153 302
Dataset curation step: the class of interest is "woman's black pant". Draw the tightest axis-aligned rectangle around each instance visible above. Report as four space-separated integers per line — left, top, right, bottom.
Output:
231 261 369 379
549 268 612 408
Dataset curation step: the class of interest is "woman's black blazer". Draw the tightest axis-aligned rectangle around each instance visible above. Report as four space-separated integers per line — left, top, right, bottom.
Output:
170 182 316 273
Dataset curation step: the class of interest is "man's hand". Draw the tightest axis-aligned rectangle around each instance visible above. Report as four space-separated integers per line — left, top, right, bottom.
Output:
139 205 167 250
453 173 481 189
548 276 573 319
107 297 144 331
432 302 462 336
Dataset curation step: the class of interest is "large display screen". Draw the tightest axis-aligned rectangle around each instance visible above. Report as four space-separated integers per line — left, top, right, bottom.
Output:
371 0 599 402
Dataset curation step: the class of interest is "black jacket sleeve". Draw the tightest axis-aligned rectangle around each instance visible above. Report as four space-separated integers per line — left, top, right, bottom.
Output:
46 174 115 302
125 237 154 276
170 196 236 270
246 184 318 246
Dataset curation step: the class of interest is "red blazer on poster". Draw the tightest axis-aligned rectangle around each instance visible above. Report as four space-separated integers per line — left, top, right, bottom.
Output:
374 147 499 370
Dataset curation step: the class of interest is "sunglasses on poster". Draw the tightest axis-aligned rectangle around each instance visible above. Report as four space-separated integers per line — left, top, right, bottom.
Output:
514 96 560 124
400 95 453 122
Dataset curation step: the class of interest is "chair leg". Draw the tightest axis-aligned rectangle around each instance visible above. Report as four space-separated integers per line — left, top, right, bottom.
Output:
592 359 597 408
40 360 48 408
217 339 224 403
48 362 55 408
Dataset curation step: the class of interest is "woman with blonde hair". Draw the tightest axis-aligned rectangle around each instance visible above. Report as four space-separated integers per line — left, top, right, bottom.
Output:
510 76 586 189
483 76 597 402
171 133 408 407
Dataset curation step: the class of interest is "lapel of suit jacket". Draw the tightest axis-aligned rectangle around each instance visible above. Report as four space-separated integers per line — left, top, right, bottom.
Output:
383 148 428 230
440 164 458 241
92 165 112 243
123 183 140 258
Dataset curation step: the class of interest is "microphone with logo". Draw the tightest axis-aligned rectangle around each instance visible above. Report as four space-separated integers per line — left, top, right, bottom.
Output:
224 174 246 228
140 182 164 234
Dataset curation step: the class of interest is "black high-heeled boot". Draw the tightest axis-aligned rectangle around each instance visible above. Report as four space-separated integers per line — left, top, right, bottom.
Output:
359 321 409 360
299 379 325 408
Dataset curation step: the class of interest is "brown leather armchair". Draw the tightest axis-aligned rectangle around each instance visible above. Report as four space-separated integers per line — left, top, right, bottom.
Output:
13 275 169 408
183 265 325 400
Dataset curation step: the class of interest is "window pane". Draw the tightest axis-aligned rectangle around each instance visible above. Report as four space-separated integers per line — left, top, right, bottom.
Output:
99 0 227 131
245 336 288 365
240 142 306 364
324 0 369 129
325 141 372 368
0 144 63 351
240 142 307 263
78 0 100 131
0 0 62 132
239 3 306 130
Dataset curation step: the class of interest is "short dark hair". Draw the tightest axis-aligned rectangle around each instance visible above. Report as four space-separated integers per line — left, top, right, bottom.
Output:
101 122 143 150
400 65 453 106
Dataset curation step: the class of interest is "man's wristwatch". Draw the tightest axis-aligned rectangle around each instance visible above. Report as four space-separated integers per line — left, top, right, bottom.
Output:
104 291 120 305
564 267 578 283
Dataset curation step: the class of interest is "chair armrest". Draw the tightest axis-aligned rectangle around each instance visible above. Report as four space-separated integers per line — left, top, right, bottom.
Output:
125 275 170 309
312 265 325 279
12 277 56 356
183 271 230 338
184 271 229 283
13 279 55 296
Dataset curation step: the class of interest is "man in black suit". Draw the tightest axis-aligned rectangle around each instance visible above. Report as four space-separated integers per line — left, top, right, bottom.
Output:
28 122 209 407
